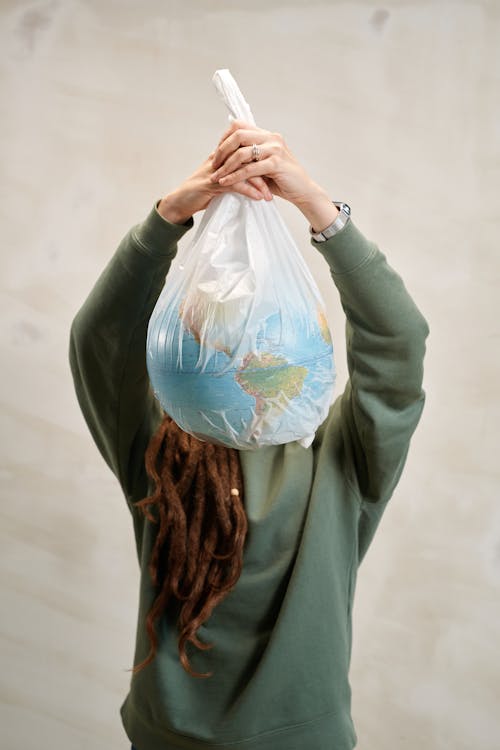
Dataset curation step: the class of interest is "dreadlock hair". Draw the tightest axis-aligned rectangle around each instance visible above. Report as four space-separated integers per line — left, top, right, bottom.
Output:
128 411 248 679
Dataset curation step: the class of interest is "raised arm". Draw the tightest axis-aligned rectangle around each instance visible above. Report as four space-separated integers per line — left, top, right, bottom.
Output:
310 220 429 562
69 206 193 500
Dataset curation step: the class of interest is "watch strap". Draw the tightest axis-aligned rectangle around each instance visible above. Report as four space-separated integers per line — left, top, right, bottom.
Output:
310 201 351 241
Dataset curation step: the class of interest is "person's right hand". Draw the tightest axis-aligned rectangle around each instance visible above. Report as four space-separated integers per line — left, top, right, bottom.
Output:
157 150 273 225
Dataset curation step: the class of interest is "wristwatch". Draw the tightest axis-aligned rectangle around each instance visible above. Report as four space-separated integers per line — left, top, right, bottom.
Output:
310 201 351 241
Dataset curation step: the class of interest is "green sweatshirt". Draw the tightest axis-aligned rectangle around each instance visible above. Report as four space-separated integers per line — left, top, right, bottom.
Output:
69 201 429 750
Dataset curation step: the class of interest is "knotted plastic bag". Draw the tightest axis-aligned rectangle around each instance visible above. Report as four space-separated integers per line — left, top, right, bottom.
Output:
146 68 336 450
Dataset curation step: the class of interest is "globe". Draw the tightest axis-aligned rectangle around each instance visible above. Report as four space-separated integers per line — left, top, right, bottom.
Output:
146 297 336 450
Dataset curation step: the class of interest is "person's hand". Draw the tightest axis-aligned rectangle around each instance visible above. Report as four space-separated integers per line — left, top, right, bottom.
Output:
157 150 273 226
210 119 324 207
210 119 340 233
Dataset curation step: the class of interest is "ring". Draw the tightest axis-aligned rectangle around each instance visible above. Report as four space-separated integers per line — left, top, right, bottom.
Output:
251 143 261 161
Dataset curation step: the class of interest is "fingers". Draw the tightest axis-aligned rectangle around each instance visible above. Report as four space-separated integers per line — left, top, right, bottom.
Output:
211 155 277 188
216 119 261 147
247 175 273 200
212 143 269 182
213 126 268 170
229 179 268 201
209 121 281 199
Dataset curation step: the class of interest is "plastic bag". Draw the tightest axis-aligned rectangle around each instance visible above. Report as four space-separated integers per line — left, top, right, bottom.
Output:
146 68 336 450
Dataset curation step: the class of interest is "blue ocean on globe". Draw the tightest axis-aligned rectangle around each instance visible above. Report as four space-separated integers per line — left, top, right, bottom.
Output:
146 305 336 450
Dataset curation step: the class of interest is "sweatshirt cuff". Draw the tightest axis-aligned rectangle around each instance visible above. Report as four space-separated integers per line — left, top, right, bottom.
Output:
310 220 377 275
130 200 194 257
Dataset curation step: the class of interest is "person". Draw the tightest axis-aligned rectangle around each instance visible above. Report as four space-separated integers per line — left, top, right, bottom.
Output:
69 119 429 750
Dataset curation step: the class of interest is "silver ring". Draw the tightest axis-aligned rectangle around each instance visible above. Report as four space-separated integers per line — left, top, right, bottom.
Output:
251 143 261 161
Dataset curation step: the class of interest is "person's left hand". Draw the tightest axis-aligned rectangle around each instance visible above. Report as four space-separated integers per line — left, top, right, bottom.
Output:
210 119 322 207
156 149 273 226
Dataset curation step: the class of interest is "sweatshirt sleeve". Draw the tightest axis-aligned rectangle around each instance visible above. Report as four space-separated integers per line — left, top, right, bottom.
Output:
311 221 430 561
69 202 194 505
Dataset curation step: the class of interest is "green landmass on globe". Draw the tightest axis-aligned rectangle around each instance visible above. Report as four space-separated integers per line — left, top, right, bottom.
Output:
179 297 319 417
235 352 308 417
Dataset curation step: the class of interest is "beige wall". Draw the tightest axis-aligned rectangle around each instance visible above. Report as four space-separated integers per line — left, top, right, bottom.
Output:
1 1 498 748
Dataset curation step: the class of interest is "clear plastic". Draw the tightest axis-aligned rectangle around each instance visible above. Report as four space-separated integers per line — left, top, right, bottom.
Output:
146 69 336 450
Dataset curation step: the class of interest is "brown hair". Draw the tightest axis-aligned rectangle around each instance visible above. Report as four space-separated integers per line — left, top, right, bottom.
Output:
128 412 248 679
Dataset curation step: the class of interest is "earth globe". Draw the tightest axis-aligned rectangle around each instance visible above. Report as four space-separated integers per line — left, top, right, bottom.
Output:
146 292 336 450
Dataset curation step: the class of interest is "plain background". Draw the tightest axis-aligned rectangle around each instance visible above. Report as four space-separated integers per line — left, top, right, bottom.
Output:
1 1 499 748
